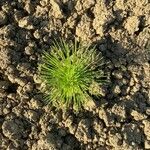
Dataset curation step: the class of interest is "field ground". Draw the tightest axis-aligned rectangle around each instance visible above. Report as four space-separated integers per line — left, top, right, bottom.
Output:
0 0 150 150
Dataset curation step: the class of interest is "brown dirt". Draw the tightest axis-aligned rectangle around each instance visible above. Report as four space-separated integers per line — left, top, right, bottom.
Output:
0 0 150 150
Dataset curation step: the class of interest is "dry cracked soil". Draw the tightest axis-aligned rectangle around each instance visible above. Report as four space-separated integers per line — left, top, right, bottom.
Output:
0 0 150 150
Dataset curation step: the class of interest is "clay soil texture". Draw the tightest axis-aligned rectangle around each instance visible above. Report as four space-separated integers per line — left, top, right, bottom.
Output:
0 0 150 150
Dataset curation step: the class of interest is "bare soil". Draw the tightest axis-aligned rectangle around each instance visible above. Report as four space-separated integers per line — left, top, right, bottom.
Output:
0 0 150 150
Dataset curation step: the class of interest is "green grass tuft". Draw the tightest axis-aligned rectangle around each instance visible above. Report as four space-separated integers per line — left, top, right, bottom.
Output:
38 39 105 110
